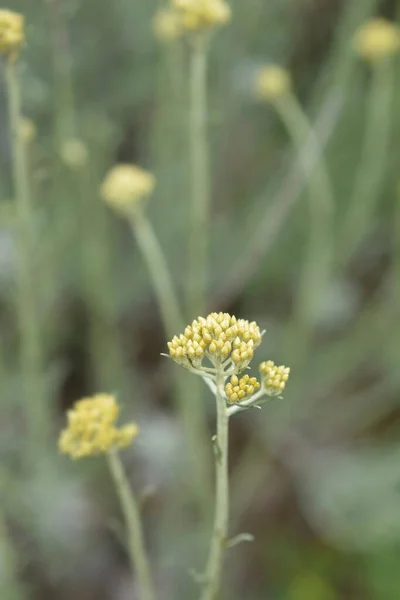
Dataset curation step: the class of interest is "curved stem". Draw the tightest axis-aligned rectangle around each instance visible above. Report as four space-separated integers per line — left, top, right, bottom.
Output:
186 35 210 318
130 211 184 337
340 60 393 264
107 451 155 600
200 366 229 600
6 60 47 454
274 93 335 357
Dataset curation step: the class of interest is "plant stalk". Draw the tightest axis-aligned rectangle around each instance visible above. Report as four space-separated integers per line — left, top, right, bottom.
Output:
200 367 229 600
107 451 155 600
6 60 47 454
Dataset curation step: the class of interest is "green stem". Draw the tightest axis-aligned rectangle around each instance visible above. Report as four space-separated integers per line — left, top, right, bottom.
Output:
186 35 210 318
130 211 183 337
107 451 155 600
200 367 229 600
6 60 47 453
130 212 212 515
340 60 393 264
0 510 26 600
275 93 334 356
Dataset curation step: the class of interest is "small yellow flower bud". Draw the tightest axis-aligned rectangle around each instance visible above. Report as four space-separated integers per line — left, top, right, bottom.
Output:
0 10 24 61
255 66 291 102
60 138 88 170
101 164 155 216
353 18 400 63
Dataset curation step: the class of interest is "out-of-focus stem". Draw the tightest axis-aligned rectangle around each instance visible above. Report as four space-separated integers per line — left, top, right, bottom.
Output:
340 60 393 264
200 366 229 600
6 60 47 454
186 35 210 317
0 510 26 600
107 451 155 600
274 93 334 356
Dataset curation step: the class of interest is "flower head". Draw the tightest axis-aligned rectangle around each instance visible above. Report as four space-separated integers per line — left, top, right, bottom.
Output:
19 117 36 145
259 360 290 396
59 394 139 459
353 18 400 63
225 373 260 404
0 9 24 61
168 312 262 372
153 8 183 42
255 65 291 102
60 138 88 169
171 0 231 33
101 164 155 216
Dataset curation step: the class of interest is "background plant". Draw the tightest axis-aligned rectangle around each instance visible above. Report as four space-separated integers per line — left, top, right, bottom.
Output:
1 0 400 599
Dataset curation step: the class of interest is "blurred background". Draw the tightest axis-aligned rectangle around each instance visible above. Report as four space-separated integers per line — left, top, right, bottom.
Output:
1 0 400 598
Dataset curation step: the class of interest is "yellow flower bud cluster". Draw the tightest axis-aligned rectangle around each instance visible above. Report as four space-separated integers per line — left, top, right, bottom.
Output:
168 312 262 370
225 373 260 404
353 18 400 63
60 138 89 169
19 117 36 145
101 164 155 216
59 394 139 459
255 65 291 102
0 10 24 61
171 0 231 33
259 360 290 396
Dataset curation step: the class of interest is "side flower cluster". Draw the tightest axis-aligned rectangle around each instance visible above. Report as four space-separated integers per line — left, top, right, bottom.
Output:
259 360 290 396
59 394 139 459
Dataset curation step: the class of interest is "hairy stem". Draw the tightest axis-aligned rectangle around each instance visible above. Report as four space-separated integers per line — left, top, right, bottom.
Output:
200 367 229 600
107 451 155 600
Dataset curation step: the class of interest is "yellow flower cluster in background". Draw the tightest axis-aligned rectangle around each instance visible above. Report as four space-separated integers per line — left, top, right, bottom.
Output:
259 360 290 396
19 117 36 145
60 138 89 169
0 9 24 61
225 373 260 404
168 312 262 370
153 0 231 39
353 18 400 63
255 65 291 102
101 164 155 216
59 394 139 459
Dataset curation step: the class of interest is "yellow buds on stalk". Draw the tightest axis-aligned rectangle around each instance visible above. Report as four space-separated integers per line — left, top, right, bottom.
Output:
259 360 290 396
225 374 260 404
0 9 24 61
101 164 155 216
168 312 262 371
59 394 139 459
353 18 400 63
255 65 291 102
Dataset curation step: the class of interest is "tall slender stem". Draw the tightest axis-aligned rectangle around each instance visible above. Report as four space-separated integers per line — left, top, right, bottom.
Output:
130 212 212 514
130 212 183 337
274 93 335 358
6 60 47 453
107 451 155 600
200 367 229 600
0 509 26 600
186 35 210 318
340 61 393 264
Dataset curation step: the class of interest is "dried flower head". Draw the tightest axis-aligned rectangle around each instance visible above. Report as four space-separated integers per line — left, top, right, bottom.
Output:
19 117 36 145
259 360 290 396
168 312 262 372
101 164 155 215
225 373 260 404
0 9 24 61
171 0 231 33
60 139 88 169
153 8 183 42
353 18 400 63
59 394 139 459
255 65 291 102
